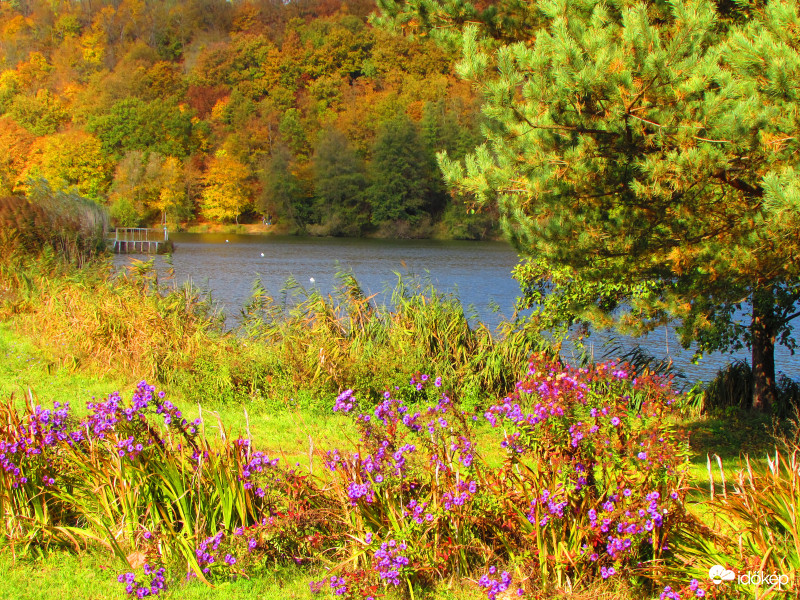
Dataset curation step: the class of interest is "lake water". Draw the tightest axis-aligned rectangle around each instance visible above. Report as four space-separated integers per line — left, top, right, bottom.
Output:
113 233 800 383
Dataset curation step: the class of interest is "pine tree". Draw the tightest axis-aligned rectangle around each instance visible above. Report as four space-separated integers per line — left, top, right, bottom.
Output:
379 0 800 410
312 128 370 236
369 114 446 225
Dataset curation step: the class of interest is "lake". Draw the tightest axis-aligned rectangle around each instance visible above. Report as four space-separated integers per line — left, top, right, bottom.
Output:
113 233 799 383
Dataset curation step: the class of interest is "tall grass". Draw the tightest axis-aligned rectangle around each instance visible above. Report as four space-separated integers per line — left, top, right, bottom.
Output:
672 444 799 598
236 271 545 407
4 246 545 411
699 361 800 417
7 256 224 384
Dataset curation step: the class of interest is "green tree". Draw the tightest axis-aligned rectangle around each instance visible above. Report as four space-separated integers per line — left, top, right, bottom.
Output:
8 89 68 136
312 128 370 236
86 98 194 161
380 0 800 410
278 108 309 159
259 144 308 231
369 113 446 224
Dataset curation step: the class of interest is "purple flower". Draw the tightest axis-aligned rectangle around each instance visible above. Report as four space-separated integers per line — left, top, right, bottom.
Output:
611 416 621 427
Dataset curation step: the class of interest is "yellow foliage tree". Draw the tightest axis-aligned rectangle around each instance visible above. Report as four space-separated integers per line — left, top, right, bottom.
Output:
20 130 111 200
0 117 34 195
152 156 186 225
201 151 250 223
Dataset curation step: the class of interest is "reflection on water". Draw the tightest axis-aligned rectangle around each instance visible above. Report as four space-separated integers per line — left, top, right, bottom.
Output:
113 233 799 383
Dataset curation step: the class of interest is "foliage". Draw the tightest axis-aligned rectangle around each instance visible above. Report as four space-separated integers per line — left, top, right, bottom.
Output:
310 128 369 237
19 130 111 201
315 355 691 597
86 98 194 161
109 151 191 226
200 151 251 224
0 0 489 237
369 113 446 226
259 144 309 232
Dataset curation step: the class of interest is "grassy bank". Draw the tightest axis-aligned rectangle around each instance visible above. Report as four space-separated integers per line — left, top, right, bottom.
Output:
1 318 796 599
0 239 798 599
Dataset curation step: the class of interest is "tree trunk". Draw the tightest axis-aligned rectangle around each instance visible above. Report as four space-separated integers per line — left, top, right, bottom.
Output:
751 291 778 412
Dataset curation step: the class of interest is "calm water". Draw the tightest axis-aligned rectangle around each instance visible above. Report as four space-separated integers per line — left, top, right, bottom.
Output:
114 233 800 383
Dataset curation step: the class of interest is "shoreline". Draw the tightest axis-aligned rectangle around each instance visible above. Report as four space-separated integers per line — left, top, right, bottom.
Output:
177 221 504 242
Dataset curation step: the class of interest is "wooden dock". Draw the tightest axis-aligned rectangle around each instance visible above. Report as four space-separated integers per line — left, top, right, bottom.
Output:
109 227 168 253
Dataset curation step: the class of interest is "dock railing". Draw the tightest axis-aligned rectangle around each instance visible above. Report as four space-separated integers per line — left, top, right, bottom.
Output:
109 227 169 253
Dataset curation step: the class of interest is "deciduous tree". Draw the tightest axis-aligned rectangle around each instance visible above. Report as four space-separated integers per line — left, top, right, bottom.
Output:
201 150 251 223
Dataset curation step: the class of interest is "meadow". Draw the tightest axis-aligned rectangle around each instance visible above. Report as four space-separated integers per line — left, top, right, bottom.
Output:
0 234 798 600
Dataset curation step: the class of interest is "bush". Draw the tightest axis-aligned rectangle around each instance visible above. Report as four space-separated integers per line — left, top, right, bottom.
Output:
701 361 800 417
0 356 693 598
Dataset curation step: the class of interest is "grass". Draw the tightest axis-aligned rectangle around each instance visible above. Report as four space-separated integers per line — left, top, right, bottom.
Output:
0 321 127 409
683 410 782 502
0 546 495 600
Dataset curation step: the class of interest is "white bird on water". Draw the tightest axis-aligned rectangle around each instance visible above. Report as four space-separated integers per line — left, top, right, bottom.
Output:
260 253 264 257
310 277 315 284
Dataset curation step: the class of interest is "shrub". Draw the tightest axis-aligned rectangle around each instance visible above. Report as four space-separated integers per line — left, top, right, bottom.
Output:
0 355 693 598
313 354 691 597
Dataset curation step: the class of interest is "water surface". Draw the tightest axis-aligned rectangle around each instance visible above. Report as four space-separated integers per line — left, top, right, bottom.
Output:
114 233 800 383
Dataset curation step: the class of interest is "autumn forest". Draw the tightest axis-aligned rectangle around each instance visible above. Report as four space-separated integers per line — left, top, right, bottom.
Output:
0 0 497 238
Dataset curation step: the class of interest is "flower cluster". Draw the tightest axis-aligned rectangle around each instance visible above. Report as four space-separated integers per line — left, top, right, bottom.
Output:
478 567 522 600
240 449 279 494
116 436 145 459
528 488 568 527
117 563 167 597
660 579 707 599
441 479 478 511
403 499 433 524
373 539 410 586
195 531 225 574
311 575 348 596
333 389 356 413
